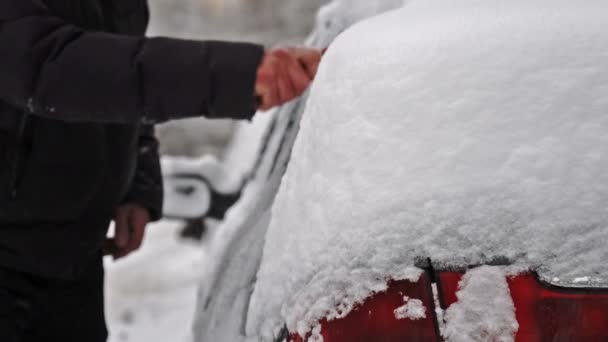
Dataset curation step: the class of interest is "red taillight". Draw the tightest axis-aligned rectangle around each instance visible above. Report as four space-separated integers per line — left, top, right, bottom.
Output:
290 273 439 342
438 271 608 342
289 271 607 341
510 274 608 342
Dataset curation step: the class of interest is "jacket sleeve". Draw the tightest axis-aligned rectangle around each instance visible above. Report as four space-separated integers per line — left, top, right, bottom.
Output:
122 125 164 221
0 0 265 124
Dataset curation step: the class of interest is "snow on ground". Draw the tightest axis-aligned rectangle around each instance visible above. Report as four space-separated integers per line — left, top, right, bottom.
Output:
106 110 280 342
105 220 204 342
442 267 518 342
250 0 608 339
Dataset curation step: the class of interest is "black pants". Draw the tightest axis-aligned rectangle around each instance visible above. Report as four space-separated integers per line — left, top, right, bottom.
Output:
0 254 107 342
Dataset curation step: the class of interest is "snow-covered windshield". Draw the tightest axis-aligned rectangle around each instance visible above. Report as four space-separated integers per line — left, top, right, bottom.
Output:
249 0 608 339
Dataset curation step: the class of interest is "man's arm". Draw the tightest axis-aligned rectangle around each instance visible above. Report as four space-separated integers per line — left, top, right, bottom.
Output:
106 125 162 259
121 125 163 221
0 0 264 123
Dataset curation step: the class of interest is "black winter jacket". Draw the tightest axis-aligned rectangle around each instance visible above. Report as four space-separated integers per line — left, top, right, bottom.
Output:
0 0 265 279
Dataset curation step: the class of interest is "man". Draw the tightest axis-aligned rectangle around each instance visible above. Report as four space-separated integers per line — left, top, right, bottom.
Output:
0 0 322 341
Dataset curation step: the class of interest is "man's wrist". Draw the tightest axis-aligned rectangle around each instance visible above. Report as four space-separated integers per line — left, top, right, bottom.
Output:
205 41 265 120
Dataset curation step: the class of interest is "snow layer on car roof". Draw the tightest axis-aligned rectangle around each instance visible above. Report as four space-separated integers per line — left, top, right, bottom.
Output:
248 0 608 339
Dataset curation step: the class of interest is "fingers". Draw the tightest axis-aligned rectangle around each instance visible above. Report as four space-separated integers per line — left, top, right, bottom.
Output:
289 47 322 80
259 78 279 111
255 54 280 111
114 207 129 249
276 58 296 105
110 205 150 260
255 47 323 111
278 49 312 94
127 208 149 253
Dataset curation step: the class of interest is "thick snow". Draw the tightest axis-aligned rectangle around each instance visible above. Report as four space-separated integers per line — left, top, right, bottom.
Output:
394 296 426 321
442 266 518 342
250 0 608 339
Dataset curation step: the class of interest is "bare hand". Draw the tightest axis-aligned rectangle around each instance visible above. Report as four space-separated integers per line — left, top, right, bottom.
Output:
105 204 150 260
287 47 323 80
255 47 323 111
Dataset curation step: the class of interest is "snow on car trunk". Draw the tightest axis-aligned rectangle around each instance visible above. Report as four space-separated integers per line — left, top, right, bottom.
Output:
249 0 608 339
105 220 204 342
442 267 518 342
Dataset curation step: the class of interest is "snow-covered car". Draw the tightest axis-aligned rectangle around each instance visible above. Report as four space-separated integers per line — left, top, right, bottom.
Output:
178 0 608 341
246 1 608 341
247 0 608 342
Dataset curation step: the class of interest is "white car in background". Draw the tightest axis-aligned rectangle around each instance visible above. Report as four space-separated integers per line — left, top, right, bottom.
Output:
166 0 608 341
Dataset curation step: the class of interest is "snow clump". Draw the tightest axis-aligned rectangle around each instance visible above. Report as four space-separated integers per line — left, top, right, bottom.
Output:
443 267 518 342
394 296 426 321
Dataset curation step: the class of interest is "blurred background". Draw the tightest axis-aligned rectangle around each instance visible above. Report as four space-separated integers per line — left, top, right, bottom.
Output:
106 1 324 341
152 0 325 157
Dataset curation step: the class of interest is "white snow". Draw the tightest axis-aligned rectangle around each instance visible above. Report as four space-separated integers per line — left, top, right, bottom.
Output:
432 283 445 333
105 221 204 342
249 0 608 339
221 113 277 179
308 325 323 342
162 156 243 194
307 0 407 48
442 267 518 342
194 99 308 341
161 156 243 219
394 296 426 321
